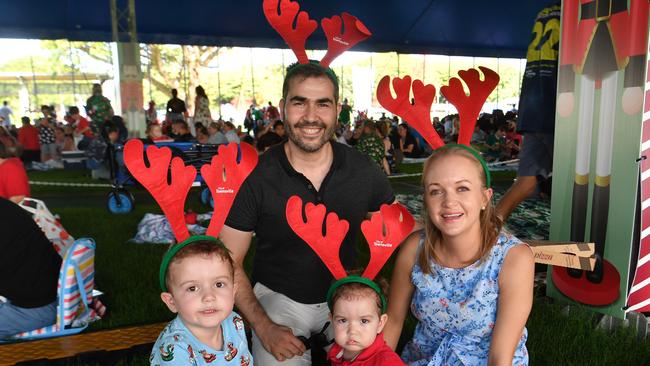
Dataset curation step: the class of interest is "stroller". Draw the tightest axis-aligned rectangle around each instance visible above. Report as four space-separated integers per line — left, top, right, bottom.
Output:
106 140 225 214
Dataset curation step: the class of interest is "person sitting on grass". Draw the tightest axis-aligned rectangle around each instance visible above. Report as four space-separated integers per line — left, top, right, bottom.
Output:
327 278 405 366
151 238 252 365
384 145 533 366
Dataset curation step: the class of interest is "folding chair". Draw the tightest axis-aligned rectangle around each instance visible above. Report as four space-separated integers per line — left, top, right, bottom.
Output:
6 238 103 340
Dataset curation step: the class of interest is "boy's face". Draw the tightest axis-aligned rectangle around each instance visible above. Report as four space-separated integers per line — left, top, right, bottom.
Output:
331 296 387 360
161 254 236 340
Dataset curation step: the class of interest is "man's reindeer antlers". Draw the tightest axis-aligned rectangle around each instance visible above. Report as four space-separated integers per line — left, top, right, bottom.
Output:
377 66 500 149
263 0 371 68
286 196 414 280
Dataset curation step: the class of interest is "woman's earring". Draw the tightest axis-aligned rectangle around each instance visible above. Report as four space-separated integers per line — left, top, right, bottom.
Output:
481 206 485 210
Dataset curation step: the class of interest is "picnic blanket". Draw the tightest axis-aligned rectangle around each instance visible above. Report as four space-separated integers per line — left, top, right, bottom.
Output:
130 212 213 244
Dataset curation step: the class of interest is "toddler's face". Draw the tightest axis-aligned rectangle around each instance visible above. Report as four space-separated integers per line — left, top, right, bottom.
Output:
161 255 235 341
331 296 387 360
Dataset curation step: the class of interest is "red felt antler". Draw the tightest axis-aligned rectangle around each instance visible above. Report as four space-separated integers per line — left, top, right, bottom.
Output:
124 139 196 243
440 66 499 146
285 195 349 280
376 75 445 149
320 12 372 68
263 0 317 64
361 203 414 279
201 142 258 237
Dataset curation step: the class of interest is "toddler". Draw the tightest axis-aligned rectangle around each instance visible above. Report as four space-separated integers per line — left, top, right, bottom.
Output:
327 276 405 366
150 237 252 365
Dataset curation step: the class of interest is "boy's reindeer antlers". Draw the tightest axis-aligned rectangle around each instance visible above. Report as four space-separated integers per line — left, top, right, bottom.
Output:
124 140 258 242
377 66 499 149
286 196 414 280
263 0 371 68
124 140 196 242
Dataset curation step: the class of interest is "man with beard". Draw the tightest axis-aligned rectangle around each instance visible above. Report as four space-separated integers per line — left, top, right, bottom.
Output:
221 62 395 365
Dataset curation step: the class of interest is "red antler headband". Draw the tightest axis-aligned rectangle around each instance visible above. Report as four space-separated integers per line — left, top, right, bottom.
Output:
263 0 372 68
376 66 499 185
285 196 414 312
123 140 258 291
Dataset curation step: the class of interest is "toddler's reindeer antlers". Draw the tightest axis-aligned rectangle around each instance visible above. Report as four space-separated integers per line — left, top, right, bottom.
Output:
361 203 414 279
124 139 196 242
286 196 350 279
201 143 258 237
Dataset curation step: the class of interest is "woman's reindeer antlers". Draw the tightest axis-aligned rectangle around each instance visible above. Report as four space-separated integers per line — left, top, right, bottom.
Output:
440 66 499 146
377 66 499 150
263 0 371 67
286 196 414 280
377 76 444 149
124 140 258 243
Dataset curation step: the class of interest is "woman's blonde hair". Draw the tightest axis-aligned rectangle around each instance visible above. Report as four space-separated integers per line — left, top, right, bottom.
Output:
418 146 502 274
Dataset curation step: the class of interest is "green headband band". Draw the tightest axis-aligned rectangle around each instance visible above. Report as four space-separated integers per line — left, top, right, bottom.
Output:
159 235 226 292
326 275 387 314
437 143 491 188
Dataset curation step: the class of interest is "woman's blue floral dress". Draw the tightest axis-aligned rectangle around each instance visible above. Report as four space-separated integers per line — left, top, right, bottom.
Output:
401 231 528 366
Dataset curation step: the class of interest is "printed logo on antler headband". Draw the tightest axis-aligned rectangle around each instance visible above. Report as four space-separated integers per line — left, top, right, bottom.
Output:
285 196 414 281
377 66 500 150
201 143 258 237
263 0 371 68
124 140 258 243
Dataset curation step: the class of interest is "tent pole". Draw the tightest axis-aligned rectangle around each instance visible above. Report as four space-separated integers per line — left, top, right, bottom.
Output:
68 41 77 104
250 48 255 103
30 55 38 111
217 47 222 117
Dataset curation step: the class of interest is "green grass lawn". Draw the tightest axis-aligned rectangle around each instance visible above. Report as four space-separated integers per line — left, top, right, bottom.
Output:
15 168 650 365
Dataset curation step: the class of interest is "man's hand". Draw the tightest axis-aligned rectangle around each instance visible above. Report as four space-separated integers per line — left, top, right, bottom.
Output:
257 321 307 362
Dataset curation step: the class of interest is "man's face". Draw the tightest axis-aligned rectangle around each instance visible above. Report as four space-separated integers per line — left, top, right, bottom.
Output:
280 76 340 153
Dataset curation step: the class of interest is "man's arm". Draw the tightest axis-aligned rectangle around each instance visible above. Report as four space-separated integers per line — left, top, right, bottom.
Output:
219 224 306 361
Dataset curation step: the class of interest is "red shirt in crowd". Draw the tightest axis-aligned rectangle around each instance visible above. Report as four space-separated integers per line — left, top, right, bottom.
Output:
75 116 94 138
327 333 405 366
0 157 30 200
18 124 40 150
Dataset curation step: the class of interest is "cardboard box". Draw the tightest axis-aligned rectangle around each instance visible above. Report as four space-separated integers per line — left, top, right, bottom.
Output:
526 240 595 271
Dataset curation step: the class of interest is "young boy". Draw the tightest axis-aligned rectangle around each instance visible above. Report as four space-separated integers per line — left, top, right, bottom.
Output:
150 237 252 365
327 277 405 366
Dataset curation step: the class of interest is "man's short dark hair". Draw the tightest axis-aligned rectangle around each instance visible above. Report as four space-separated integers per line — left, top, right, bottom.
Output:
69 106 79 115
273 120 284 129
171 89 178 97
282 62 339 104
21 116 30 124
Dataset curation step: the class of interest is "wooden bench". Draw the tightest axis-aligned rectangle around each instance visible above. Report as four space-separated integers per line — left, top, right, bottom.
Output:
0 322 166 365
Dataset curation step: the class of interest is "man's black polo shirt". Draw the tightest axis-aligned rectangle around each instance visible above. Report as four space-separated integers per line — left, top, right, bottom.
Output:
226 141 394 304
